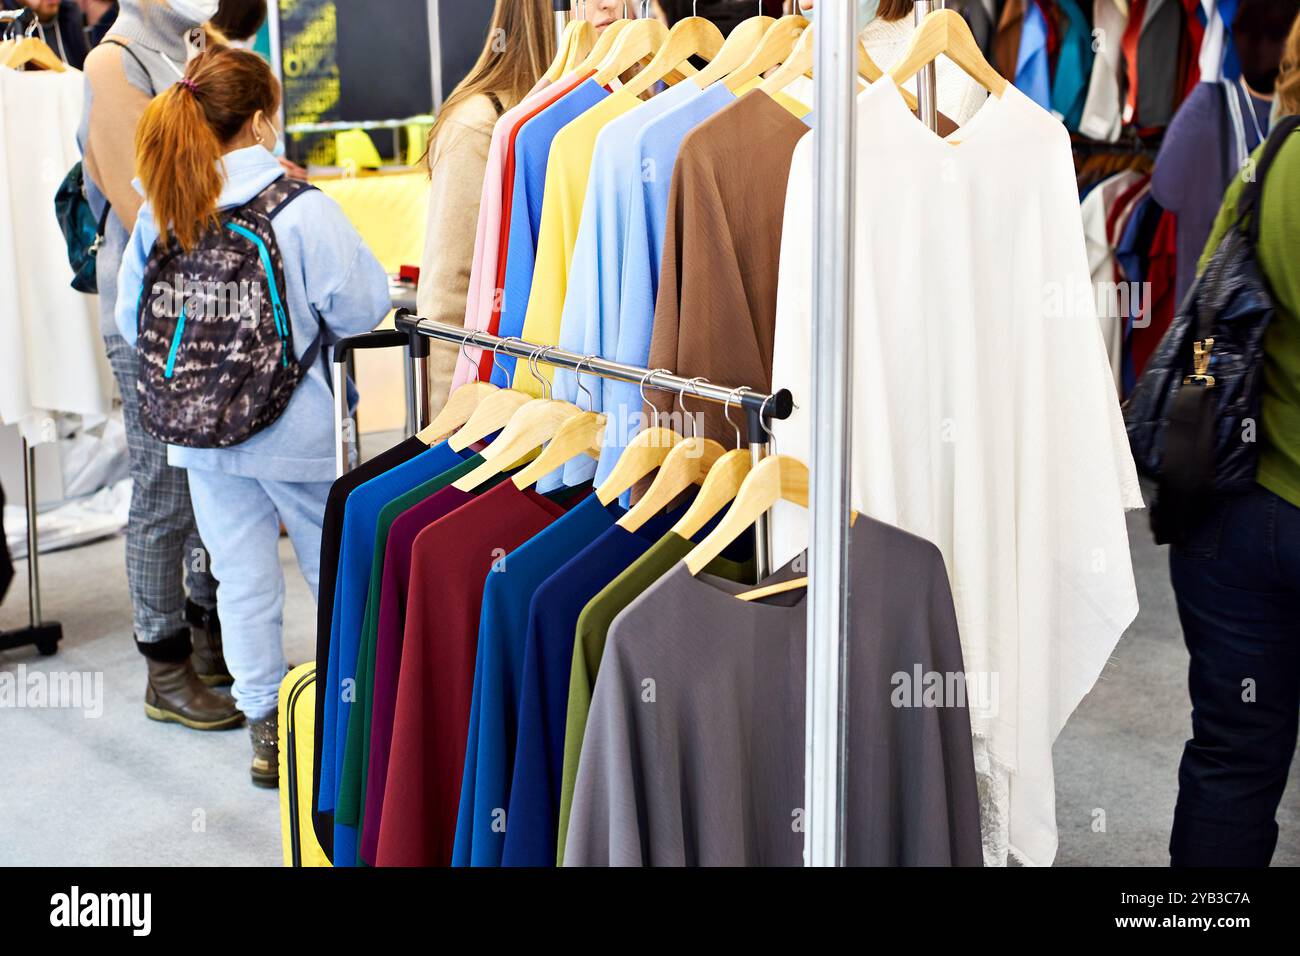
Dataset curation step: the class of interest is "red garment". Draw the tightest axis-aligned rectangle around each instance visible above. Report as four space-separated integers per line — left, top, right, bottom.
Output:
1130 210 1178 379
1180 0 1204 103
1122 0 1149 125
1037 0 1061 73
375 481 570 867
478 71 593 381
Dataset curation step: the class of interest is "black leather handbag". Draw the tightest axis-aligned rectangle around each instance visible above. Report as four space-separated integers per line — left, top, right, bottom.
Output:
1123 115 1300 545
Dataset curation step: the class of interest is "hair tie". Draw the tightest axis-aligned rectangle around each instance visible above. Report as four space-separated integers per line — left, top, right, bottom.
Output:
179 77 200 95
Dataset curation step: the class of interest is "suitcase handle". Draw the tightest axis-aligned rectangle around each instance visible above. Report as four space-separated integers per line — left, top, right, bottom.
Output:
332 329 410 366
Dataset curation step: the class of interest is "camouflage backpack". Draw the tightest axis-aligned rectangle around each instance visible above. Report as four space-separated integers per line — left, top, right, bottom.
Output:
136 179 320 448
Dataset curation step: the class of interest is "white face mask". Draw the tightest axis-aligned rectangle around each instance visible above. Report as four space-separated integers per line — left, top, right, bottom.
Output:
168 0 222 25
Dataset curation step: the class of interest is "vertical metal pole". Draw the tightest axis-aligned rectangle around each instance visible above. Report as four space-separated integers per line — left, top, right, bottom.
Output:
913 0 940 131
746 408 772 583
806 0 857 867
409 354 432 435
21 437 41 628
333 361 350 478
554 0 571 45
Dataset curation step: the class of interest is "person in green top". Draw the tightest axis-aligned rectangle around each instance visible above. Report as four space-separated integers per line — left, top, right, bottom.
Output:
1168 22 1300 868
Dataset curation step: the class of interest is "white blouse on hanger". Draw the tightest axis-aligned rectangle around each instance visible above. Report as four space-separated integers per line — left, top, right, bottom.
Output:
770 78 1143 867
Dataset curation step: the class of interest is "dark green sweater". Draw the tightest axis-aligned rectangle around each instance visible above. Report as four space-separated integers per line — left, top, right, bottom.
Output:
1201 130 1300 510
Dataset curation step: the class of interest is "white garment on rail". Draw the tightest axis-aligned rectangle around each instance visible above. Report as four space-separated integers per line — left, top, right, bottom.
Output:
770 79 1143 867
1078 0 1128 143
1081 168 1146 390
0 67 111 443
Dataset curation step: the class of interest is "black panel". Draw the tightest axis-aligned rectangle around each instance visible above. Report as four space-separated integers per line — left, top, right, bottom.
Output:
335 0 434 122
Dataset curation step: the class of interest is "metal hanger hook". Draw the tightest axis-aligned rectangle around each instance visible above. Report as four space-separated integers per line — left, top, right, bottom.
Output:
527 345 550 400
574 355 597 412
758 392 777 455
723 386 750 451
540 346 562 401
459 334 479 384
490 336 522 383
678 377 709 440
639 367 672 428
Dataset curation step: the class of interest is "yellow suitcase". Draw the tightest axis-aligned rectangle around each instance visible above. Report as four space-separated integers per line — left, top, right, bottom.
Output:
278 663 331 867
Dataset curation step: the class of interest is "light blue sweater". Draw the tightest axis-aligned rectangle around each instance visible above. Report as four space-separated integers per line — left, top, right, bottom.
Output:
115 146 391 483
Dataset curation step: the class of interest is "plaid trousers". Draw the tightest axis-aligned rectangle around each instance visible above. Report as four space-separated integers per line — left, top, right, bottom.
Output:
104 334 218 643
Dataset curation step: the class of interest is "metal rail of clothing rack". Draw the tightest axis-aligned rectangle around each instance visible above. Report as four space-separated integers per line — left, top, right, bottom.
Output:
330 311 795 581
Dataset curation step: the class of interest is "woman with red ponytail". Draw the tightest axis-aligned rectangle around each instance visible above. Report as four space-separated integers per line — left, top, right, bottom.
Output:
116 46 392 787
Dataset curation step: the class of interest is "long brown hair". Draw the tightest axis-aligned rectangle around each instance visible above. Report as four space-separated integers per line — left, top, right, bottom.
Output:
426 0 556 169
1280 10 1300 116
136 47 279 251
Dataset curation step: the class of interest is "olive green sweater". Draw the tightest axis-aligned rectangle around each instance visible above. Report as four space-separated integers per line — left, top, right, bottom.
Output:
1201 129 1300 510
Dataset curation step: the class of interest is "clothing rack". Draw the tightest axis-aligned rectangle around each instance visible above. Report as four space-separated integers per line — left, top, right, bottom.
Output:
330 311 795 581
0 437 63 657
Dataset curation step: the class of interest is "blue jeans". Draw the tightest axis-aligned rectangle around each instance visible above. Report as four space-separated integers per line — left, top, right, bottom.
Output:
187 470 332 721
1169 485 1300 866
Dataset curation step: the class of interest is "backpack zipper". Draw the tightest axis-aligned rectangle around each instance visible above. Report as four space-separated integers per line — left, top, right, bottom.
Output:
227 222 291 368
164 304 187 380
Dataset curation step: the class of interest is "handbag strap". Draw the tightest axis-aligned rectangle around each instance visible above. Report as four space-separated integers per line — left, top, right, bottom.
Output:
1236 114 1300 249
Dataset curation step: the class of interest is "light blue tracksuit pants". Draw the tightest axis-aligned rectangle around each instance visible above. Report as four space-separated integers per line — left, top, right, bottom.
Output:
186 470 332 720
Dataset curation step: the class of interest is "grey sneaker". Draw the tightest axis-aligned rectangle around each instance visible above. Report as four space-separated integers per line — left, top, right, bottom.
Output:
249 714 279 789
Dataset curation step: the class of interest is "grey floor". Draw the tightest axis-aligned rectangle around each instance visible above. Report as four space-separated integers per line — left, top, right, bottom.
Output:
1 512 1296 866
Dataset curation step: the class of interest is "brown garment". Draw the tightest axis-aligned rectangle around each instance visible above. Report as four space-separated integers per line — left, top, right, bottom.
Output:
646 90 807 446
993 0 1025 82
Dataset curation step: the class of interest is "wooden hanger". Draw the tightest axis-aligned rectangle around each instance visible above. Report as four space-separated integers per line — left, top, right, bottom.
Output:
415 340 498 445
617 435 726 531
889 7 1008 98
669 448 751 539
446 342 538 452
595 426 682 505
593 17 673 87
734 512 860 602
575 16 632 74
3 36 66 71
758 30 920 110
452 397 583 492
684 455 808 575
691 12 772 88
510 410 606 489
619 11 724 99
723 14 809 93
546 9 598 82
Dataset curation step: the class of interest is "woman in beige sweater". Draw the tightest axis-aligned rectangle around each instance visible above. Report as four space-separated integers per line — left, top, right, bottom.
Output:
417 0 561 412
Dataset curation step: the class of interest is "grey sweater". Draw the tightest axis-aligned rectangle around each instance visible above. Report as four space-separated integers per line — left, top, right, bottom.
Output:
77 0 200 337
565 517 984 867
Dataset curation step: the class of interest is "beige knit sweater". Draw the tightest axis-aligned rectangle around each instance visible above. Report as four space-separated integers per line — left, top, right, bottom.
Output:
416 93 501 414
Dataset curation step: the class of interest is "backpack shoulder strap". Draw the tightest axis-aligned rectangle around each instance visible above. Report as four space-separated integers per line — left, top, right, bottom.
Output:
236 178 319 224
1237 115 1300 247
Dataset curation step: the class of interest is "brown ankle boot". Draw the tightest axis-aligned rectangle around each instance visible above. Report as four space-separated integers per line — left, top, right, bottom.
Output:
186 601 233 687
145 656 244 731
249 714 279 788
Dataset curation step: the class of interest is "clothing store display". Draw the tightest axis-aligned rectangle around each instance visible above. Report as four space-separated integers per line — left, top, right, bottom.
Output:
647 90 809 449
1049 0 1093 129
771 80 1142 866
1014 0 1051 108
359 476 492 863
1136 0 1186 129
1081 168 1146 385
1152 80 1271 303
556 531 752 864
452 78 558 389
312 435 426 856
1078 0 1127 142
376 481 573 866
417 93 502 413
493 79 610 386
0 66 111 440
502 509 705 867
1200 133 1300 512
335 454 489 848
453 494 625 866
565 518 983 867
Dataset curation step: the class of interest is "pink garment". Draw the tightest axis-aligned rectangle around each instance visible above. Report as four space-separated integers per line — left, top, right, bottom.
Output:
452 78 559 388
